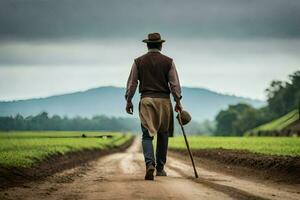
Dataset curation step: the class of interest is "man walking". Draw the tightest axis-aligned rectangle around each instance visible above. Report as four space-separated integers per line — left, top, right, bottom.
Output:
125 33 182 180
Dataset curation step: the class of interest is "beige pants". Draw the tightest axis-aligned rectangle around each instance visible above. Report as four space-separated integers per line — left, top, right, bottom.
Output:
139 97 173 137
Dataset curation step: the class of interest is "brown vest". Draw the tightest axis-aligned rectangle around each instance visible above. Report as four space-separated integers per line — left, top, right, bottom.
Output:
135 52 173 99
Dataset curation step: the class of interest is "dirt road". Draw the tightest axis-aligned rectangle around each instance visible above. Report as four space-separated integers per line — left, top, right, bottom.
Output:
1 137 300 200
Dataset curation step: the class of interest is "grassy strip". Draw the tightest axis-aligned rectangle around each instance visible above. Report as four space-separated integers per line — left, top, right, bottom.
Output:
0 131 132 168
169 136 300 156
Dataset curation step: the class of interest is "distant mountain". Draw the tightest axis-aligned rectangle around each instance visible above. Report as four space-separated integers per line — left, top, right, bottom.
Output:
0 86 264 121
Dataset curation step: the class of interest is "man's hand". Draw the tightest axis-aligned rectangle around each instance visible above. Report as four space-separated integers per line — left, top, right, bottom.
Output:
126 101 133 115
175 101 183 113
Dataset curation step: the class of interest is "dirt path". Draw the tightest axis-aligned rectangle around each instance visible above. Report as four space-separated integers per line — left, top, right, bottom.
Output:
1 137 300 200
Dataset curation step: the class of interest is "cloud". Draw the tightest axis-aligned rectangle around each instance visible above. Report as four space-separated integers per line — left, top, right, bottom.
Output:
0 39 143 66
1 38 300 66
0 0 299 100
0 0 300 40
0 38 299 100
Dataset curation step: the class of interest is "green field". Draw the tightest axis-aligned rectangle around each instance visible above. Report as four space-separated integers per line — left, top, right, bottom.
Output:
169 136 300 156
0 131 132 168
246 109 299 135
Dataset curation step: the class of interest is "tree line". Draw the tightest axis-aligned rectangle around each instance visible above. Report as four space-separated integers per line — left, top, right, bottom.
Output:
215 70 300 136
0 111 215 135
0 112 140 132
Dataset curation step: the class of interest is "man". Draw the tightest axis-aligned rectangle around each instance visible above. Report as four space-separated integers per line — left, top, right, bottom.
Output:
125 32 182 180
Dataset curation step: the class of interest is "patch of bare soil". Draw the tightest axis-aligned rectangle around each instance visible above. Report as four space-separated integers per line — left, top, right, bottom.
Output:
0 137 134 189
170 148 300 184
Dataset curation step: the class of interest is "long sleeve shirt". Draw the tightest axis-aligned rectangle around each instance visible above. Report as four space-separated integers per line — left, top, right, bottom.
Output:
125 50 182 102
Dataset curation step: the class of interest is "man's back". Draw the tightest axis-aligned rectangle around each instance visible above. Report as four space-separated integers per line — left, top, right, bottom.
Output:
135 50 173 99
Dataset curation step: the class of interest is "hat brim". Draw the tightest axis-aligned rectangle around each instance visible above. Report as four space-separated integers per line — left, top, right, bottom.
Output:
142 39 165 43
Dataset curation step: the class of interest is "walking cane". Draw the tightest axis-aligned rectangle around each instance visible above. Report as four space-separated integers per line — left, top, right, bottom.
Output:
177 111 199 178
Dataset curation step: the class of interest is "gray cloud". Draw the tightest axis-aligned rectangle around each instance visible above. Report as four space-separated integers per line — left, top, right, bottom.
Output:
1 38 300 66
0 0 299 100
0 0 300 41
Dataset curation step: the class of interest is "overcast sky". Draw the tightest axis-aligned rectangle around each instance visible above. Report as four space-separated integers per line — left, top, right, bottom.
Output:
0 0 299 101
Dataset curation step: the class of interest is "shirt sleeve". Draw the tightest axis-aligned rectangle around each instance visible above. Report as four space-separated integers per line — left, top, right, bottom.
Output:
125 62 138 102
168 61 182 101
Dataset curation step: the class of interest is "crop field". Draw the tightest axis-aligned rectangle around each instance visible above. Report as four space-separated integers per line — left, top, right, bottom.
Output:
246 109 299 135
0 131 132 168
169 136 300 156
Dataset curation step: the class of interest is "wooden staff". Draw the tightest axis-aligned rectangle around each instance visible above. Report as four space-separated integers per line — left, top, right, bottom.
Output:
177 111 199 178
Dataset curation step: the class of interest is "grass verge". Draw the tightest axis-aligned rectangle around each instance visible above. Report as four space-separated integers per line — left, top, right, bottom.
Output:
0 131 132 168
169 136 300 156
0 131 134 188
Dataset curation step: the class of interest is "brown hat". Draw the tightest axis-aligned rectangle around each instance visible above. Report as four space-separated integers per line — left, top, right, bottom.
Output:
142 32 166 43
176 110 192 126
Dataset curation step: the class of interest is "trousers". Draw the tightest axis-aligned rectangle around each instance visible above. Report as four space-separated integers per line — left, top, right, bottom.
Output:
141 124 169 171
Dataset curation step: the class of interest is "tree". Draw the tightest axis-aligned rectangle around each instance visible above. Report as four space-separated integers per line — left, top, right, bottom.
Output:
0 112 140 131
215 108 238 135
266 71 300 116
215 70 300 136
215 103 257 136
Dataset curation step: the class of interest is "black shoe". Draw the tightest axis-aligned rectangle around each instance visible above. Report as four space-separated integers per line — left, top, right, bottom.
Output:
156 169 167 176
145 165 155 180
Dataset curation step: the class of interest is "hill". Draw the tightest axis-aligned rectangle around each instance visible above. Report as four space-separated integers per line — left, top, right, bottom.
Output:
0 86 264 121
246 109 300 136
